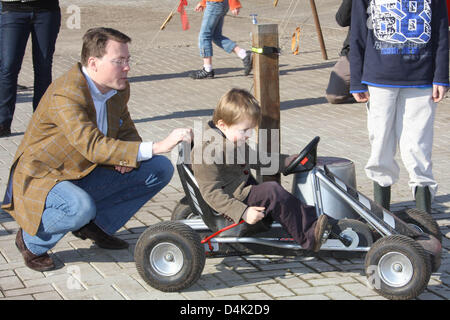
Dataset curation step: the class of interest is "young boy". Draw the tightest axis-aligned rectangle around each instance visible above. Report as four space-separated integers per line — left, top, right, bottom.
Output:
190 0 252 79
349 0 449 213
191 88 330 252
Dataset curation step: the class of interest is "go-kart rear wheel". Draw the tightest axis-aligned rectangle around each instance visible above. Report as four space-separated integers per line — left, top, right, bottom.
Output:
364 235 431 300
332 219 373 259
134 221 205 292
171 202 200 220
395 208 442 243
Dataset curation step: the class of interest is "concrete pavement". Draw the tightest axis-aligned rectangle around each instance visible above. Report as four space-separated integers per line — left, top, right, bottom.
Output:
0 0 449 300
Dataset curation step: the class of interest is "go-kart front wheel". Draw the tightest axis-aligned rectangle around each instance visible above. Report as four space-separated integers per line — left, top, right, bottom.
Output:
134 221 206 292
364 235 431 300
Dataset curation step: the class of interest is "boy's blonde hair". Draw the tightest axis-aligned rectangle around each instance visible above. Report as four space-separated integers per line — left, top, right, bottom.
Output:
213 88 261 127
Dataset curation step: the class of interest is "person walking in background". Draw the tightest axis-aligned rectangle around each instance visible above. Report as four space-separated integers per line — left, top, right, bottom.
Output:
0 0 61 137
325 0 355 104
190 0 252 79
350 0 449 213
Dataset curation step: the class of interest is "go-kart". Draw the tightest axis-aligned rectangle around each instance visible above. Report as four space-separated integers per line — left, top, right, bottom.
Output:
134 137 442 300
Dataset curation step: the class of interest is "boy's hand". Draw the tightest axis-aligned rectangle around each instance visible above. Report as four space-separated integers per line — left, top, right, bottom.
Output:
285 154 298 168
195 2 204 12
432 84 448 103
231 8 240 16
352 91 370 103
242 206 265 224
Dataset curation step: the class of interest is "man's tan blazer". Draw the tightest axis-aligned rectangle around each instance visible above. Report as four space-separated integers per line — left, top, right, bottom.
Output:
1 63 142 236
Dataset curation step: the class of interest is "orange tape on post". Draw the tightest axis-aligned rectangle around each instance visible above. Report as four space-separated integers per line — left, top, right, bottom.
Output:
291 27 301 55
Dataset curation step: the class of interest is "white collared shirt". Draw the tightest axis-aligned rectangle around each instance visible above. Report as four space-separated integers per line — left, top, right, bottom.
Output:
81 66 153 162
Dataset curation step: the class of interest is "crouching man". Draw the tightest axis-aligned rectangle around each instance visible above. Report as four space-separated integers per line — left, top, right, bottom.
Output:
1 27 192 272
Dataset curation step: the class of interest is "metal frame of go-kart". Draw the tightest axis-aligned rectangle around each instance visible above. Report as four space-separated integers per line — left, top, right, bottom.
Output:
175 141 441 262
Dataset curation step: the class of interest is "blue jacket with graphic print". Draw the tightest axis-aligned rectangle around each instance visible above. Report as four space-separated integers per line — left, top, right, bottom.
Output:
349 0 449 92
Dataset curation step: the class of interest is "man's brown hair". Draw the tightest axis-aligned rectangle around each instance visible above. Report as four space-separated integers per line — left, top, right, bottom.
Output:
213 88 261 127
81 27 131 66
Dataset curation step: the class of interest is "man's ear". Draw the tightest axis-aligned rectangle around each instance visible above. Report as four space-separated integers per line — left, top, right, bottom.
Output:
87 56 98 72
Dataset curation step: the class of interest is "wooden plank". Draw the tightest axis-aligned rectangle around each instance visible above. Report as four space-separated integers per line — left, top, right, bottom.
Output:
252 24 280 183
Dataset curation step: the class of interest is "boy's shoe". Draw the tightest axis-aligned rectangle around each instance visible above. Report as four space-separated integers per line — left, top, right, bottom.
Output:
15 228 55 272
72 221 129 249
312 215 331 252
243 50 253 76
189 68 214 79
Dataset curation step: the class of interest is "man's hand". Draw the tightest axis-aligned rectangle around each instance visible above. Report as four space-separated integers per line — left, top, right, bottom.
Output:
195 2 204 12
231 8 240 16
152 128 193 154
242 206 265 224
352 91 370 103
115 166 133 174
432 84 448 103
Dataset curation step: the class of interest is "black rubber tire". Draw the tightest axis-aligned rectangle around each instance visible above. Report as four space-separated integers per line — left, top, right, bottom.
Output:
364 235 432 300
134 221 206 292
332 219 373 259
171 202 200 220
395 208 442 243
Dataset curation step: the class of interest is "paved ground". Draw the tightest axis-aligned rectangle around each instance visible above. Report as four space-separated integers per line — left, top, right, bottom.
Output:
0 0 449 301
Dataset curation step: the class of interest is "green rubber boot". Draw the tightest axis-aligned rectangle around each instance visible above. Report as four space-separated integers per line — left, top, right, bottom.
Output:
415 186 431 214
373 182 391 211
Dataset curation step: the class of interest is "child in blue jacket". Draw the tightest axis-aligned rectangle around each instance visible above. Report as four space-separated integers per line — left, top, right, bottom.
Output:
349 0 449 213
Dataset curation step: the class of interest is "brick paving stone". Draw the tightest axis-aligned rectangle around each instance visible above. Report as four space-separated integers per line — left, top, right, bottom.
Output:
293 285 344 296
0 275 24 291
308 276 358 287
4 284 54 298
259 283 295 298
241 292 274 300
326 291 359 300
341 283 379 298
33 291 64 300
283 294 330 300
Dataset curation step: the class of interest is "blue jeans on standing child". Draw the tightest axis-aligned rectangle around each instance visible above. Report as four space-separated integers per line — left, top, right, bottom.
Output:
22 156 174 256
0 9 61 127
198 0 236 57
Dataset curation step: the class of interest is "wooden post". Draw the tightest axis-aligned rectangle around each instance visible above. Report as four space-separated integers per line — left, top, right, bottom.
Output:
252 24 281 183
309 0 328 60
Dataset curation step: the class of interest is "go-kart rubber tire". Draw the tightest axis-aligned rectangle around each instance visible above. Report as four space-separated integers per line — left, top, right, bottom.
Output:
134 221 206 292
332 219 373 259
171 202 199 220
395 208 442 243
364 235 431 300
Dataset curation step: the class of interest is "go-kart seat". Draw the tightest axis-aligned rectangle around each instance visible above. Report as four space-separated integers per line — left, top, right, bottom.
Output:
176 142 270 236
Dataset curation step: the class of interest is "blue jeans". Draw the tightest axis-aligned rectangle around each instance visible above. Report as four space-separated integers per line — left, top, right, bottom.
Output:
0 9 61 127
22 156 174 255
198 0 236 57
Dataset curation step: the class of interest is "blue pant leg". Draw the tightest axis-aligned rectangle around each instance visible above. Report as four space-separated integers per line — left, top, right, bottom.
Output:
0 2 2 67
0 11 31 127
30 9 61 111
211 0 236 53
198 2 226 57
74 156 174 235
22 181 96 256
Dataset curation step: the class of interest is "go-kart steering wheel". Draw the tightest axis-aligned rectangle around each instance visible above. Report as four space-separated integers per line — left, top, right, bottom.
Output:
282 136 320 176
